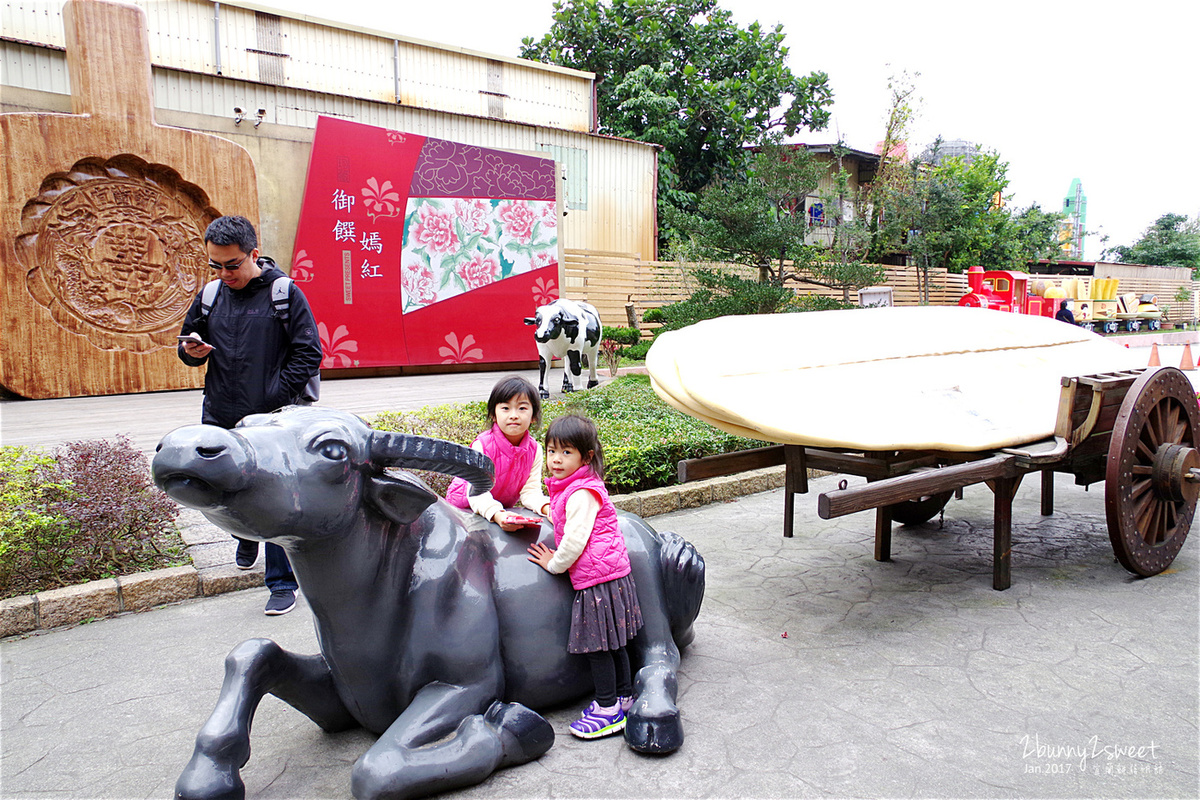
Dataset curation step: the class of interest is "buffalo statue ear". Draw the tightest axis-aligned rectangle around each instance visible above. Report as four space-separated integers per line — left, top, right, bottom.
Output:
366 471 439 525
524 317 537 326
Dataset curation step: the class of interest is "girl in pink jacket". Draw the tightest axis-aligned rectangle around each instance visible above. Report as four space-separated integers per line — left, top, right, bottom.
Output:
446 376 551 530
528 414 643 739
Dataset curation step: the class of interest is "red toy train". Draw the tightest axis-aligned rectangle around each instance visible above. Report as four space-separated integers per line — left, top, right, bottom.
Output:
957 266 1162 333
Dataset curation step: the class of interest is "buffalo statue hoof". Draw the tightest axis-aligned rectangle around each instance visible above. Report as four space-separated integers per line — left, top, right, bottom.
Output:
485 701 555 767
175 753 246 800
624 696 683 754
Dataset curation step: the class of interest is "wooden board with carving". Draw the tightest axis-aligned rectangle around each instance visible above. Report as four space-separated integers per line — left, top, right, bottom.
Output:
0 0 259 399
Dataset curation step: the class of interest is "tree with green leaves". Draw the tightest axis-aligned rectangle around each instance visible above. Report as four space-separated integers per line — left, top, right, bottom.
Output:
663 142 884 304
893 143 1063 275
1103 213 1200 276
520 0 833 214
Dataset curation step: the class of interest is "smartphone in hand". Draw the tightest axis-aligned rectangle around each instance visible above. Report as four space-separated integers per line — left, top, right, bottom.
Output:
177 333 214 350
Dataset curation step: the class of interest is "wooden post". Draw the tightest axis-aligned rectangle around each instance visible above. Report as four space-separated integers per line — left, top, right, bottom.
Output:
0 0 259 399
988 475 1023 590
782 445 807 538
874 505 893 562
1040 469 1055 516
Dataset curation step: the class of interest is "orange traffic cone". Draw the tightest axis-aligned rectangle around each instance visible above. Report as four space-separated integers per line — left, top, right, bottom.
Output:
1180 343 1195 371
1148 342 1161 366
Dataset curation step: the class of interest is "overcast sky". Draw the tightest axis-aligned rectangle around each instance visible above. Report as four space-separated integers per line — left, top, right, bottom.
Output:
275 0 1199 260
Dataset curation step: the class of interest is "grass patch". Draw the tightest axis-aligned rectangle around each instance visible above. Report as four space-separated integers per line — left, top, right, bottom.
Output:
371 375 761 495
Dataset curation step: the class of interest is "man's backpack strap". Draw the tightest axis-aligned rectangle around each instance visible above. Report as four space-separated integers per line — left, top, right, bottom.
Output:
200 279 221 318
268 275 320 403
270 275 293 321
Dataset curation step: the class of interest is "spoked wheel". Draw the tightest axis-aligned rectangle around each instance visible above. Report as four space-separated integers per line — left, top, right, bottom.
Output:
1105 367 1200 576
888 492 953 525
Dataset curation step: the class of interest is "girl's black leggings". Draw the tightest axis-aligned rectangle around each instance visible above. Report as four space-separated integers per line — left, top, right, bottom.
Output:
586 646 632 707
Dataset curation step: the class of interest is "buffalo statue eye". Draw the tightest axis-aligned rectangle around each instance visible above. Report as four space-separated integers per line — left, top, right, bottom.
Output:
319 441 348 461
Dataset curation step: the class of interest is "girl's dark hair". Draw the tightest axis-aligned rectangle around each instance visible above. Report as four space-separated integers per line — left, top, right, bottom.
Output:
544 414 604 479
487 375 541 428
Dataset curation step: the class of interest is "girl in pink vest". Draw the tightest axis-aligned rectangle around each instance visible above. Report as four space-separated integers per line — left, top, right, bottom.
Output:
445 376 551 530
527 414 643 739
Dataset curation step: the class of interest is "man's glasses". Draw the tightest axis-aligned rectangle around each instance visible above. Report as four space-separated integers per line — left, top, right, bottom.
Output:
208 253 252 271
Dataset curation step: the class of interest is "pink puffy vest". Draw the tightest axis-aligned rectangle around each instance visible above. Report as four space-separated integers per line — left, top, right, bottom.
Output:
445 424 537 509
546 466 629 590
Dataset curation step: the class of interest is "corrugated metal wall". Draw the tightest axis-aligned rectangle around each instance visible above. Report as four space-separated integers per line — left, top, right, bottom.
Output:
2 0 657 259
3 0 595 132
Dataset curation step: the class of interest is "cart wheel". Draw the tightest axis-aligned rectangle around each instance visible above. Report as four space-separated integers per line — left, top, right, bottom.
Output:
1105 367 1200 576
888 492 953 525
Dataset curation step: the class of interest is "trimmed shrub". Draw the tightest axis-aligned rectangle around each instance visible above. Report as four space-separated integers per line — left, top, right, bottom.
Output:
603 326 642 346
371 375 761 497
0 437 184 599
621 340 654 361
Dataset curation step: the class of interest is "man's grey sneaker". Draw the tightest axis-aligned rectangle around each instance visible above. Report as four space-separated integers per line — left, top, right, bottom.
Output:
569 701 625 739
264 589 296 616
235 539 259 570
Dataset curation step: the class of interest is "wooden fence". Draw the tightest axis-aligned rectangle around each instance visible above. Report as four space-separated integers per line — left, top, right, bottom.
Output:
562 250 968 332
562 250 1198 333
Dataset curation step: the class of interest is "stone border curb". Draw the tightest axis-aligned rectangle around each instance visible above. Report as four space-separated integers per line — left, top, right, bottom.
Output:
0 465 787 638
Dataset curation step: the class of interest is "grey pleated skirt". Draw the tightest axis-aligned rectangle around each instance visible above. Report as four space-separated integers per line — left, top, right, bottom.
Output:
568 573 643 654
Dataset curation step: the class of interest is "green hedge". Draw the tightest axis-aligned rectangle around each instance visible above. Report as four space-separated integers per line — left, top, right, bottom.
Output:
0 437 185 600
371 375 762 495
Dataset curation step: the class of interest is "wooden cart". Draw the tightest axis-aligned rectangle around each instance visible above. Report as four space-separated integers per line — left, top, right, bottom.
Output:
704 367 1199 590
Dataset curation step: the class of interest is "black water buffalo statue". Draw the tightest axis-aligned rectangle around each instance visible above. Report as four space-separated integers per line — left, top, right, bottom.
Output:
152 406 704 800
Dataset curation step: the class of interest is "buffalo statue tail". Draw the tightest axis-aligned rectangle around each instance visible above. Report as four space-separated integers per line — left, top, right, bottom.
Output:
656 530 705 650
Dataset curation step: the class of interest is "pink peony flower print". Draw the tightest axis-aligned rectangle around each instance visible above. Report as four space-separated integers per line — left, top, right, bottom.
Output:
531 251 558 271
460 253 500 290
455 199 492 236
412 204 459 254
402 260 438 306
538 202 559 228
439 332 483 364
532 277 558 306
362 177 402 221
497 200 537 244
318 322 358 368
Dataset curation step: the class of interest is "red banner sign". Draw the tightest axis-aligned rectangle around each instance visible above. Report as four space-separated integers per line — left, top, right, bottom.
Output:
292 116 561 369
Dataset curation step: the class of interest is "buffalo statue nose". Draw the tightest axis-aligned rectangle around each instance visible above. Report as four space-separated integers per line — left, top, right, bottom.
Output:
152 425 252 508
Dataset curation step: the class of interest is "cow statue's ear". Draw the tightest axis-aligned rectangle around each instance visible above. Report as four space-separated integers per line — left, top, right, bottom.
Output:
366 471 439 525
562 319 579 338
523 317 537 326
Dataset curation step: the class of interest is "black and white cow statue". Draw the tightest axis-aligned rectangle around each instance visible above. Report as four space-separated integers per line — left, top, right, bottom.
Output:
524 298 602 399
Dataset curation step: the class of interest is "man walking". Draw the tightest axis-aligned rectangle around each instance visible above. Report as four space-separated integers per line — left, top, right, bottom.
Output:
177 215 322 615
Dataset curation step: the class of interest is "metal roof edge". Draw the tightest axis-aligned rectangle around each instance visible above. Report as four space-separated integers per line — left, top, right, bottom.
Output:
225 0 595 81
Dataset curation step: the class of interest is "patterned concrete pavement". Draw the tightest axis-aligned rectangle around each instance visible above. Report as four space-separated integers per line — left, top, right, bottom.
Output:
3 471 1196 799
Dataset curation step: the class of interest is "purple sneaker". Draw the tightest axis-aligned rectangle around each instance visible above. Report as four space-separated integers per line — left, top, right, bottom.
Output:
569 701 625 739
619 695 634 713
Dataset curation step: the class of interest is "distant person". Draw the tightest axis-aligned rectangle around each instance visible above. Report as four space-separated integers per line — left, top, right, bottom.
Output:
1055 299 1076 325
445 375 551 529
177 215 322 616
